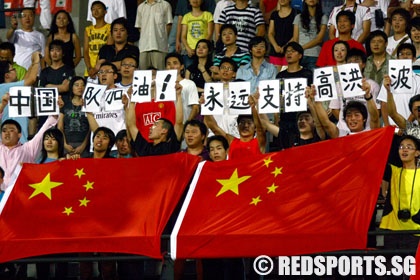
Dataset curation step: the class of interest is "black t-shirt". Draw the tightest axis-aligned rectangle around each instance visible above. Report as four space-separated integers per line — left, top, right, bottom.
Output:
39 64 75 101
98 43 140 65
132 131 180 156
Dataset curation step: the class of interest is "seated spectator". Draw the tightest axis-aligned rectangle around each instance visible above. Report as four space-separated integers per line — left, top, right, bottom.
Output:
185 39 214 97
0 42 26 80
387 8 411 56
182 119 210 161
211 24 251 80
115 129 132 158
38 128 65 163
58 76 90 158
91 126 116 158
317 10 366 67
207 135 229 161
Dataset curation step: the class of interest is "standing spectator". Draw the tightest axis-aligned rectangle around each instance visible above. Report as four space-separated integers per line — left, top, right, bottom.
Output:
181 0 214 69
292 0 328 71
135 0 173 70
260 0 279 24
0 42 26 81
97 17 140 72
411 17 420 73
84 1 113 80
211 24 251 80
22 0 51 30
6 7 45 70
124 0 141 44
361 0 390 32
237 36 277 94
57 76 90 158
215 0 265 52
387 8 412 56
267 0 298 68
87 0 127 25
364 30 391 86
328 0 372 43
39 40 75 103
316 11 366 67
185 39 214 96
45 10 82 69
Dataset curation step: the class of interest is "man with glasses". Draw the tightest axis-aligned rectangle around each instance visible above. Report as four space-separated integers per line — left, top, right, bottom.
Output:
0 51 41 143
6 7 45 70
116 55 138 89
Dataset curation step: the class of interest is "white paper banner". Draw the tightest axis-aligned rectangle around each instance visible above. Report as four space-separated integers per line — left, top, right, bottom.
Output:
34 87 59 116
131 70 152 103
283 78 307 113
201 82 224 115
156 70 177 102
337 63 364 98
82 83 107 113
389 59 413 94
9 86 32 117
313 67 337 101
228 81 251 115
258 80 280 114
104 88 125 111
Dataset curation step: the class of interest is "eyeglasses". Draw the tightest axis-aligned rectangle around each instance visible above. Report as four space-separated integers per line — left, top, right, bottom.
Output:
121 63 136 68
399 145 416 150
220 66 234 71
285 49 298 54
98 70 114 75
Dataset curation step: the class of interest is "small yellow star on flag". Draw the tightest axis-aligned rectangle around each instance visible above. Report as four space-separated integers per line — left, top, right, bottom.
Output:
267 183 279 194
263 157 273 168
74 168 86 179
216 168 251 197
250 196 262 206
28 173 63 200
271 167 283 177
79 197 90 207
83 181 94 191
62 207 74 216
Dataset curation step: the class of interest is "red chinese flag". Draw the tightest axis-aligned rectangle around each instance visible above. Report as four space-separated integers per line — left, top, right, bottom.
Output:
0 153 200 262
411 242 420 280
171 127 395 258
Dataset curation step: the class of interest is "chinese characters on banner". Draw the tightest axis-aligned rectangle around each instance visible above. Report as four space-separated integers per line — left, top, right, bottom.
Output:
82 83 107 113
131 70 152 103
34 88 60 116
9 87 59 118
389 59 413 94
9 87 32 117
283 78 307 113
201 83 224 115
313 67 337 102
258 80 280 114
337 63 364 98
156 70 177 102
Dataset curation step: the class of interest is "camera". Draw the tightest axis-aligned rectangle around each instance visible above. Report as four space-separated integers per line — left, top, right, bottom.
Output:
398 209 411 221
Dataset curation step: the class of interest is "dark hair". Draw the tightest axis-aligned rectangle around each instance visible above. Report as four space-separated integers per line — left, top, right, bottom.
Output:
48 10 75 36
346 48 367 63
100 61 118 74
122 55 139 68
21 7 35 13
0 61 12 83
116 129 127 141
248 36 268 53
237 114 253 125
336 10 355 26
397 43 416 58
1 119 22 133
165 52 184 65
301 0 323 32
411 17 420 30
111 17 129 32
284 41 304 56
219 57 238 72
49 39 65 52
183 119 208 138
193 39 214 70
332 40 349 61
40 128 64 163
93 127 116 154
0 42 15 56
220 23 237 36
207 135 229 151
343 101 368 127
390 8 411 34
400 135 420 151
409 95 420 113
159 118 177 142
296 110 312 122
0 166 4 179
69 76 86 99
91 0 106 10
366 30 388 56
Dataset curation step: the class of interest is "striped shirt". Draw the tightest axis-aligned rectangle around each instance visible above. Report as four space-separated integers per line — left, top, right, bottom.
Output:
218 4 265 52
213 47 251 67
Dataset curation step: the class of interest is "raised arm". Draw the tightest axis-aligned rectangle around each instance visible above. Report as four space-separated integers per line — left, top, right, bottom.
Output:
362 78 380 129
23 51 42 86
174 82 184 141
249 95 266 153
384 75 407 129
307 93 326 140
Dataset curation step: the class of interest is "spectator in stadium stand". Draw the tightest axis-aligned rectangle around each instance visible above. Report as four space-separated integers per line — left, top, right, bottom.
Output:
316 10 366 67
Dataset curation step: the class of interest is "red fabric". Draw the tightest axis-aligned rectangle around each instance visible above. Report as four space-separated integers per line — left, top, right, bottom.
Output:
228 138 261 160
0 153 199 262
171 127 394 259
316 38 366 67
50 0 73 14
135 100 176 143
412 242 420 280
4 0 20 17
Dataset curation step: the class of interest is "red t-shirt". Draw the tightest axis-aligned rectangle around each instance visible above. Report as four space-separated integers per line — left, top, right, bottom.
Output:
228 138 261 160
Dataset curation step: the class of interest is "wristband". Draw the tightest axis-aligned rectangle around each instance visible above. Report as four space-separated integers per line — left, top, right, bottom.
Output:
364 95 373 101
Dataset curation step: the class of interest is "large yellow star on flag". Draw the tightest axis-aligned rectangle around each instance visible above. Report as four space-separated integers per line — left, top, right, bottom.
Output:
271 167 283 177
28 173 63 200
216 168 251 197
74 168 85 179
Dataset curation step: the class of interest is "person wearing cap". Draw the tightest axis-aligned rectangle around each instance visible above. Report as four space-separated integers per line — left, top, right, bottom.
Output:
275 42 313 149
204 95 266 160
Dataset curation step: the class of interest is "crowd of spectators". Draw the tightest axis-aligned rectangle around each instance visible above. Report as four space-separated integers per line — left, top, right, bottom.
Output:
1 0 420 279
